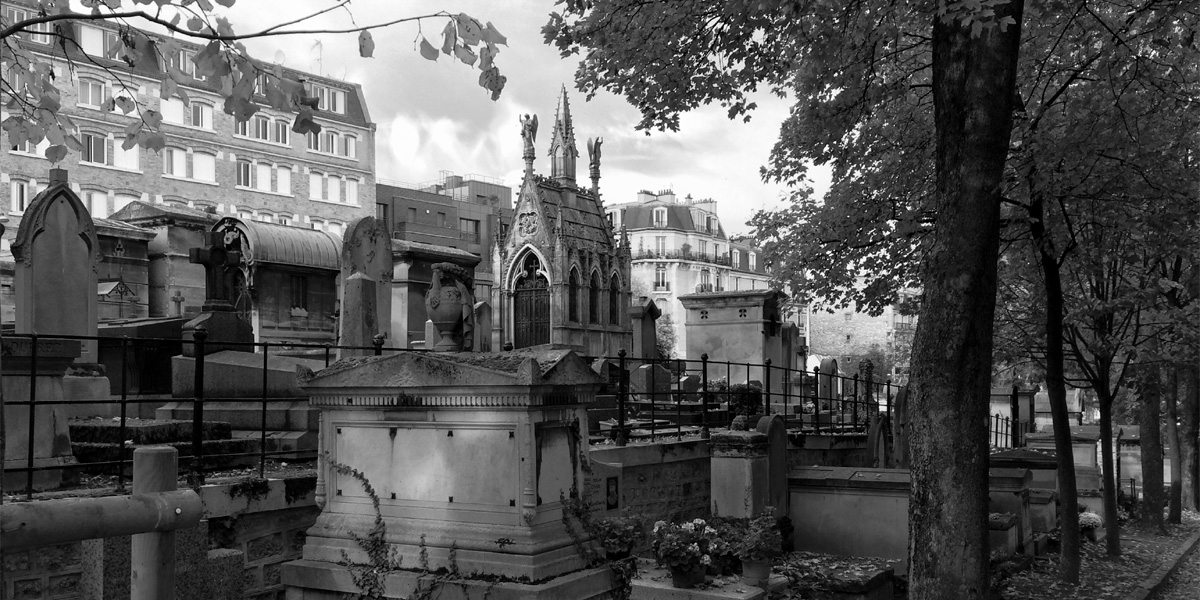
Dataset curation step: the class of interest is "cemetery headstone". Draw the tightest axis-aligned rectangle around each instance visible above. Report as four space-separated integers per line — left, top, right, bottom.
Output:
629 362 672 401
339 216 392 357
182 231 253 356
817 357 838 413
756 414 789 513
11 168 100 363
473 300 492 352
893 386 909 468
629 297 661 361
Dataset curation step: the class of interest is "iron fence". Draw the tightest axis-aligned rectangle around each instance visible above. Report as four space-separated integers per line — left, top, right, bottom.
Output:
0 329 411 500
583 352 903 445
989 413 1023 448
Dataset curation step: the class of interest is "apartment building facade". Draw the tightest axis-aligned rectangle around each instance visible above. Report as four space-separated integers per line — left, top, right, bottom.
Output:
1 2 375 264
375 172 513 299
606 190 772 357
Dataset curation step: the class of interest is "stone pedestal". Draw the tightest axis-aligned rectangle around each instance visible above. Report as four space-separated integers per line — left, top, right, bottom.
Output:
1 338 81 491
988 468 1032 555
283 348 620 599
709 429 770 519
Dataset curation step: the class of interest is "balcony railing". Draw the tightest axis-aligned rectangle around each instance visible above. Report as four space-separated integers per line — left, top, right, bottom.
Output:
654 283 670 291
636 250 733 268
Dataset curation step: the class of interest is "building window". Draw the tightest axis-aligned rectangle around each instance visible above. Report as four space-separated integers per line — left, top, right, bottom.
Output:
328 222 344 236
4 7 52 44
654 265 668 291
707 216 716 234
733 251 741 268
83 191 107 218
78 79 106 108
407 207 417 222
310 219 324 231
276 166 292 195
235 119 249 137
163 147 186 176
256 162 271 192
11 180 30 213
341 134 357 158
112 141 139 170
291 275 308 309
253 115 270 140
236 160 253 187
609 274 620 325
345 179 358 205
258 212 273 223
699 240 707 256
589 272 600 324
273 120 290 145
459 218 480 243
654 236 666 254
114 194 138 213
700 269 711 289
749 253 757 271
190 103 213 129
327 176 341 202
278 214 292 227
320 131 336 154
308 83 346 114
192 152 216 182
652 207 667 227
568 270 580 322
715 272 722 291
309 172 323 200
307 132 320 151
79 26 106 56
80 132 107 165
170 49 197 77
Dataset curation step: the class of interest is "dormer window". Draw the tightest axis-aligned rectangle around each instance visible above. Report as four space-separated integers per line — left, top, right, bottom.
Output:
652 207 667 228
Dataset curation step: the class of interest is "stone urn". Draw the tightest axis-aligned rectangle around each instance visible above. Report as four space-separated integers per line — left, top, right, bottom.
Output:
425 263 473 351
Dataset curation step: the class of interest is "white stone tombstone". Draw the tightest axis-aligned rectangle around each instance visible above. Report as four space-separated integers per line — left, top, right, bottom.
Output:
284 348 620 598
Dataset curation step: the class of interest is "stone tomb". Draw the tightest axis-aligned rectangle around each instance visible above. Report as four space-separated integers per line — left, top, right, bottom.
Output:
283 348 619 599
1 338 81 490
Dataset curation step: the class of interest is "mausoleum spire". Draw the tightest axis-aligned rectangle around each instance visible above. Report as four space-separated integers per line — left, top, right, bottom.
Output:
549 85 578 185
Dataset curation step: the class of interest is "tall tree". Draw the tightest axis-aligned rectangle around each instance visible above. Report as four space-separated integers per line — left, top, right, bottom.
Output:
546 2 1025 597
1 0 508 159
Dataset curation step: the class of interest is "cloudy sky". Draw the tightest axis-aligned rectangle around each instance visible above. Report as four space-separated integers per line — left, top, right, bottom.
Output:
224 0 829 236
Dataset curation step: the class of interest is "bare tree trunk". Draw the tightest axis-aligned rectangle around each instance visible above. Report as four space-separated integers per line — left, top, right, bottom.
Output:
1029 194 1079 582
1182 366 1200 511
1166 369 1182 524
1137 351 1165 533
1098 391 1121 555
907 5 1024 599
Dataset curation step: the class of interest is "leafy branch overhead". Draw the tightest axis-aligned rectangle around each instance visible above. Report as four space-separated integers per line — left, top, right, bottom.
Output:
1 0 507 161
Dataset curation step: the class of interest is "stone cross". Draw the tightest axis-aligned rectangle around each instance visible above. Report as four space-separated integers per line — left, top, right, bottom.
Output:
189 232 242 312
170 290 185 317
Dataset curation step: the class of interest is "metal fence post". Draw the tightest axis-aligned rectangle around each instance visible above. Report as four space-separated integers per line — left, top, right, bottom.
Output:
373 333 385 356
324 345 331 367
701 354 710 439
813 366 821 434
191 327 207 488
852 373 859 429
117 337 130 491
616 350 627 447
260 341 269 479
26 333 37 500
764 358 772 416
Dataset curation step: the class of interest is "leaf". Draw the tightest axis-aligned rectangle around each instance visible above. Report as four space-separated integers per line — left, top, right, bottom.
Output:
121 133 139 151
419 37 439 61
215 16 234 38
187 16 205 32
479 44 496 71
64 134 84 153
160 76 177 100
455 14 483 46
454 44 477 67
142 133 166 152
124 120 143 136
102 98 118 112
196 0 213 11
45 144 68 163
441 21 456 55
115 96 136 114
142 109 163 129
356 30 375 58
482 22 507 46
215 0 236 6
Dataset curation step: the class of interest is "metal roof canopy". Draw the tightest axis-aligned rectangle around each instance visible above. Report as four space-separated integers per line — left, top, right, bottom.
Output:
213 217 342 271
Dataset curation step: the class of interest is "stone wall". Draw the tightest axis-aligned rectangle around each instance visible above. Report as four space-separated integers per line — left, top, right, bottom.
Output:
590 439 711 526
2 543 84 600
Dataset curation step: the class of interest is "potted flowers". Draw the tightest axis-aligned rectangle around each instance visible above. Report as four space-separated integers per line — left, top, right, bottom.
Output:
1079 511 1103 542
652 518 717 588
594 510 646 560
737 510 783 586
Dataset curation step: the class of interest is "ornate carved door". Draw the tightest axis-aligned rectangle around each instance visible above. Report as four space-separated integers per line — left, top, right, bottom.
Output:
513 256 549 348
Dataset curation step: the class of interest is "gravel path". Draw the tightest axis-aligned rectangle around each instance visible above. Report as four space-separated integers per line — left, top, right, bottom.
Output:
1155 539 1200 600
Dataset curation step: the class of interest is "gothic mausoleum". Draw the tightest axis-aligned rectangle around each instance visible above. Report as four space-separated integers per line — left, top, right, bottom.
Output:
491 87 632 356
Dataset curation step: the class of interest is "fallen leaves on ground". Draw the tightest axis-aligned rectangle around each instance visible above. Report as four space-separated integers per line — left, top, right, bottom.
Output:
996 511 1200 600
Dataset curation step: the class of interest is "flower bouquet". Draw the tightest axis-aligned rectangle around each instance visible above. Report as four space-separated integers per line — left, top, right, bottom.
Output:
594 510 645 560
652 518 717 588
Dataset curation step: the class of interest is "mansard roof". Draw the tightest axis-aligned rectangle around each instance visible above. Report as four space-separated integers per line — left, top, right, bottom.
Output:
620 202 727 239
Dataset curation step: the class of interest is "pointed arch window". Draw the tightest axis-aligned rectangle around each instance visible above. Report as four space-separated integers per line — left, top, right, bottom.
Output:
589 271 601 324
609 274 620 325
568 269 580 323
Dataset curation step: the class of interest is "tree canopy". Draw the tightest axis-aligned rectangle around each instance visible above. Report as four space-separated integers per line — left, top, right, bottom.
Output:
2 0 507 161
